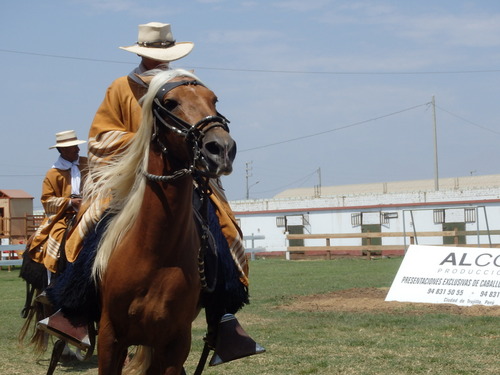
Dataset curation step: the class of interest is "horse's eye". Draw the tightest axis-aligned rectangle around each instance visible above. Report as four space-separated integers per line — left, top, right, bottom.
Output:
163 99 178 111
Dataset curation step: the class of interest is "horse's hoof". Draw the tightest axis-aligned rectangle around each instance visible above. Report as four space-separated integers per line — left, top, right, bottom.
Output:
60 351 79 363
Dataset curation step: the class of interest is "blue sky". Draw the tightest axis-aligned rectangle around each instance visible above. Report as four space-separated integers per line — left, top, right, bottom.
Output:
2 0 500 210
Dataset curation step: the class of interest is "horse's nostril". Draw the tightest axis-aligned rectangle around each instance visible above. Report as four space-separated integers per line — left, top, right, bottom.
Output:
204 141 220 155
200 134 236 176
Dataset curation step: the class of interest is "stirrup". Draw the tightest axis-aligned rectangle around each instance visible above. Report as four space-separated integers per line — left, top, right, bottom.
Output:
34 290 52 305
209 314 265 366
37 310 91 351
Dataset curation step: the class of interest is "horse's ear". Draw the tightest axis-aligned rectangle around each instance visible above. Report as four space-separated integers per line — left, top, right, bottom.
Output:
135 74 154 87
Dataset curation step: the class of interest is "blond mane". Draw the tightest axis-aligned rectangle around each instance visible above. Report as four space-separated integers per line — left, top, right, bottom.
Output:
91 68 201 280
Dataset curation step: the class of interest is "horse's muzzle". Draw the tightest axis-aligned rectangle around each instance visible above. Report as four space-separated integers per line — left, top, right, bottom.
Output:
201 129 236 176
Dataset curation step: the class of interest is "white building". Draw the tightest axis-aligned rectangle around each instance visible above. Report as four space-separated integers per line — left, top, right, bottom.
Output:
230 174 500 255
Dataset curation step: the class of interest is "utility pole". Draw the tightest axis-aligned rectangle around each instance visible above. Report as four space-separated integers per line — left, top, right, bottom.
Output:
432 96 439 191
245 161 253 199
314 167 322 197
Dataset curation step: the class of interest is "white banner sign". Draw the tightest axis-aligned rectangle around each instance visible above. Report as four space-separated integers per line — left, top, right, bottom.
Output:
386 245 500 306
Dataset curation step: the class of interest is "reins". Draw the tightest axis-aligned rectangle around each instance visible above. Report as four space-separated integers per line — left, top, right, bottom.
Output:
143 167 194 183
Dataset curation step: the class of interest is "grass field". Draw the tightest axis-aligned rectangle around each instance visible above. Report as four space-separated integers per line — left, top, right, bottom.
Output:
1 257 499 374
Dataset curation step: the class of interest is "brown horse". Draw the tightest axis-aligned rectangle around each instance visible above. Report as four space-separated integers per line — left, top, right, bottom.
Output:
89 69 236 374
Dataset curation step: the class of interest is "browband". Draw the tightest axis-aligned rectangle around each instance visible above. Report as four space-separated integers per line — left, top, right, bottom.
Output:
155 80 206 103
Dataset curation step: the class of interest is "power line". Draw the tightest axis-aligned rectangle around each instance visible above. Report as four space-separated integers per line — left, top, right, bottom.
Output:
0 174 44 177
2 48 500 75
240 102 430 152
0 48 135 65
250 169 319 196
435 105 500 135
189 66 500 76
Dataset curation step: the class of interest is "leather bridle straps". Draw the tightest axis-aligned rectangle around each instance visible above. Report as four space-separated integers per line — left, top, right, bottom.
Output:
152 80 230 137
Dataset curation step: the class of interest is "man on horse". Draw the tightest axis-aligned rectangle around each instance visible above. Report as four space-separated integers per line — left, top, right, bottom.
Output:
27 130 87 283
20 131 87 362
38 22 262 366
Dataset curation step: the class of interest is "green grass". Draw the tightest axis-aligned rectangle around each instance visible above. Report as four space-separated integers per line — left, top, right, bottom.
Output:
1 258 498 374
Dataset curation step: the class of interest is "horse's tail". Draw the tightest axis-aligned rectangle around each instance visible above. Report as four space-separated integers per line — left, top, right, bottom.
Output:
18 244 50 355
122 346 151 375
18 290 50 354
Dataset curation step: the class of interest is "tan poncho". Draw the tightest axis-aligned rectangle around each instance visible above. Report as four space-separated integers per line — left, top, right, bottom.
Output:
29 157 87 273
65 75 248 285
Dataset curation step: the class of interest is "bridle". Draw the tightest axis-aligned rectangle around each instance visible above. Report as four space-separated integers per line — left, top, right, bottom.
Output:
144 78 228 296
143 79 230 183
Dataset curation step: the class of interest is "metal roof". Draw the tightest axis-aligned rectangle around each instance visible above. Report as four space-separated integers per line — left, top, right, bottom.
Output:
273 174 500 199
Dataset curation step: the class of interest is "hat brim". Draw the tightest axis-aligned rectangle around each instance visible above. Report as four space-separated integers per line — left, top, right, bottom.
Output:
119 41 194 62
49 139 87 149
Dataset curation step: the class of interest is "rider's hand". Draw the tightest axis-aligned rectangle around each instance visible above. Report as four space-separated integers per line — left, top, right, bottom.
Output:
70 198 82 211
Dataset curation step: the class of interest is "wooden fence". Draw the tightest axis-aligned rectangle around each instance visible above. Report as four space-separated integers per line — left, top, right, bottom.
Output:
286 230 500 259
0 214 42 270
0 214 44 240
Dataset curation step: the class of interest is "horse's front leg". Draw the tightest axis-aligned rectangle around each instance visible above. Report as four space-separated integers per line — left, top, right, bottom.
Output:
98 311 128 375
148 328 192 375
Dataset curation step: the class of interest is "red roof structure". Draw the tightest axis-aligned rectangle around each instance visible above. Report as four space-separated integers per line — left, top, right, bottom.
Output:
0 190 34 199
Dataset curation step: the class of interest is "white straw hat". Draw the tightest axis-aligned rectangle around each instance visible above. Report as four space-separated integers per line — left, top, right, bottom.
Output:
49 130 86 149
119 22 194 62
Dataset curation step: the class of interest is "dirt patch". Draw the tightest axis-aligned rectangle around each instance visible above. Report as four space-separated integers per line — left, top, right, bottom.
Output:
281 287 500 316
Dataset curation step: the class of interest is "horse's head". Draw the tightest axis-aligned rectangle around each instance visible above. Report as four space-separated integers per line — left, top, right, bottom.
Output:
147 70 236 178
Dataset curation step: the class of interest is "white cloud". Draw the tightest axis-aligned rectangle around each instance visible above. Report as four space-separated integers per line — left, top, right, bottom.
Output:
400 14 500 47
74 0 137 12
205 29 284 45
196 0 226 3
312 2 500 48
273 0 334 12
73 0 179 18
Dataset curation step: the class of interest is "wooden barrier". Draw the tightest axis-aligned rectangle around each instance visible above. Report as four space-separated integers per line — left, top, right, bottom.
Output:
0 214 43 239
286 230 500 259
0 244 25 269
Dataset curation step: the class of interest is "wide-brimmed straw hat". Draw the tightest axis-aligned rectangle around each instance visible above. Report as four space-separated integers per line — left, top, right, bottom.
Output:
119 22 194 62
49 130 86 149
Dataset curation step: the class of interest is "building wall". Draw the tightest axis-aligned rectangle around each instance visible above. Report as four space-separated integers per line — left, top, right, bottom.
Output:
0 196 34 239
239 213 287 252
10 198 33 218
0 199 7 237
0 198 11 218
231 187 500 253
9 198 33 237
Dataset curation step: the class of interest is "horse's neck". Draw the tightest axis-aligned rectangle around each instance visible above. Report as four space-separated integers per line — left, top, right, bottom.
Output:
141 150 195 233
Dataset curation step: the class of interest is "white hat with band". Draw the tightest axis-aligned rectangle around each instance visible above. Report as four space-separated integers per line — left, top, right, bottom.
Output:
49 130 86 149
119 22 194 62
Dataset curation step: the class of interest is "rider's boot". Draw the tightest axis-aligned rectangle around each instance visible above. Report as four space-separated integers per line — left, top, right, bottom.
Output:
208 313 265 366
37 309 90 351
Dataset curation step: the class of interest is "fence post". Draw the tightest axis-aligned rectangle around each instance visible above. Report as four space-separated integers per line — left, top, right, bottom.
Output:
285 231 291 260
